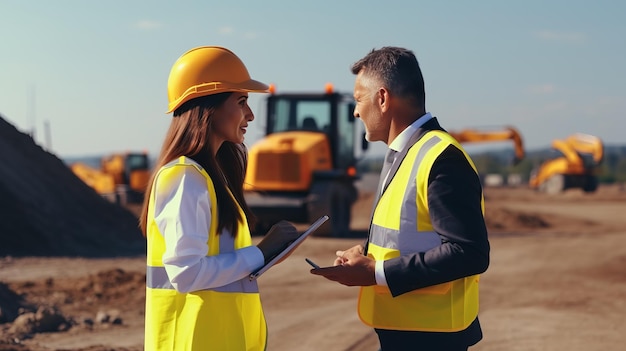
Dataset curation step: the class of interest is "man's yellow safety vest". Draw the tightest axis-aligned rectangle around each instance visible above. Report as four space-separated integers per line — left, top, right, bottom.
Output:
145 156 266 350
358 131 482 332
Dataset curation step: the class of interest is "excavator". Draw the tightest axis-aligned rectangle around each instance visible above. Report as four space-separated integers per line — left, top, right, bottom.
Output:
529 133 604 194
71 152 151 204
244 84 367 236
448 126 525 165
70 162 117 202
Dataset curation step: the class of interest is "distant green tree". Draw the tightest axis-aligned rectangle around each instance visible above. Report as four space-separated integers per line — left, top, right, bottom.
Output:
355 145 626 183
471 154 504 175
508 158 535 181
615 158 626 183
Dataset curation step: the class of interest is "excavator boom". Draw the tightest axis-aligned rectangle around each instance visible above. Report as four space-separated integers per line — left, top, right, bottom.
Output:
448 126 525 164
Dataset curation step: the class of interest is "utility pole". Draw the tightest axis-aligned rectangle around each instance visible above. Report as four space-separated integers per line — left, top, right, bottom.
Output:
28 85 37 139
44 120 52 151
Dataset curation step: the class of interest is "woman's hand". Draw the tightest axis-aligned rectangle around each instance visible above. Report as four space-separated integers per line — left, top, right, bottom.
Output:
256 221 300 264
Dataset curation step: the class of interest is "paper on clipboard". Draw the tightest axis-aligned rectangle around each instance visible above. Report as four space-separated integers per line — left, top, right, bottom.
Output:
249 215 329 280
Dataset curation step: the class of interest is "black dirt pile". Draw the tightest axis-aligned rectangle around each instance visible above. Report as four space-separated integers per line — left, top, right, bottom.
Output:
0 114 145 257
0 282 28 324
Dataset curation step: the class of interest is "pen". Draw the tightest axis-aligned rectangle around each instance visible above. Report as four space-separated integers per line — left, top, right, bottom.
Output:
305 258 320 269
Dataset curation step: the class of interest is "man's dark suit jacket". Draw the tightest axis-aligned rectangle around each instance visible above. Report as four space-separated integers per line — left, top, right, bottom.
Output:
372 117 490 349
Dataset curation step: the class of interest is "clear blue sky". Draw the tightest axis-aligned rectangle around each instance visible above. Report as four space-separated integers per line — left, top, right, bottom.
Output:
1 0 624 158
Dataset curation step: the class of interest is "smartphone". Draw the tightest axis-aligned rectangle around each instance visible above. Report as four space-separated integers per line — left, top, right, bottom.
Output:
305 258 320 269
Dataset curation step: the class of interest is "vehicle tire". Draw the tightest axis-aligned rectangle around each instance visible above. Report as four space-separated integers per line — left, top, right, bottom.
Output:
583 176 598 193
102 193 117 203
308 180 356 237
307 181 333 237
543 174 565 194
329 189 353 237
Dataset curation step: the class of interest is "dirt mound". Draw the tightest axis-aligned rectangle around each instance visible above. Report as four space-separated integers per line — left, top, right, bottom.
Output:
0 115 145 257
7 268 145 318
0 268 145 348
485 207 550 231
0 282 28 324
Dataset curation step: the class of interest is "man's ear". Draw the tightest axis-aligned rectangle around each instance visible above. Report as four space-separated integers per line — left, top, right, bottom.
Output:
378 87 390 112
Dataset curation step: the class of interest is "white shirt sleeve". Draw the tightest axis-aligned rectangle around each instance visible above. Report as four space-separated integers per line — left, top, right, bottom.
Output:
153 165 265 293
375 260 388 286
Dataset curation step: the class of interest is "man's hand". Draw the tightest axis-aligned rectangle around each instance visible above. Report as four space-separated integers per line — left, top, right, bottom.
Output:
310 245 376 286
333 244 364 265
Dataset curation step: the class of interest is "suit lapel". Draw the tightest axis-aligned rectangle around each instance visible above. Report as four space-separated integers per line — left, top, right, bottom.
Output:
365 117 444 254
373 117 443 206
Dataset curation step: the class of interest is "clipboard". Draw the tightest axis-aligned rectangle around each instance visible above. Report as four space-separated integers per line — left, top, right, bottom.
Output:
249 215 329 280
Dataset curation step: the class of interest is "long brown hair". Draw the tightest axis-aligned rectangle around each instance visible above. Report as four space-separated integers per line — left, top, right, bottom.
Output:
139 92 256 237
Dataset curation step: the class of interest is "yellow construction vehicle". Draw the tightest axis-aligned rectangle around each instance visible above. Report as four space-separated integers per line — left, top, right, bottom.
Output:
448 126 525 164
244 84 367 236
70 162 117 202
529 133 604 194
71 152 151 204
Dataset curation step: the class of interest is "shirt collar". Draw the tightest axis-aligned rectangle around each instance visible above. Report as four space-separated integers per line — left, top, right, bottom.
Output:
388 112 433 152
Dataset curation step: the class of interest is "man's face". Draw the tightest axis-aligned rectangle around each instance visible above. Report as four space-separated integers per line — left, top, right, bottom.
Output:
353 71 388 143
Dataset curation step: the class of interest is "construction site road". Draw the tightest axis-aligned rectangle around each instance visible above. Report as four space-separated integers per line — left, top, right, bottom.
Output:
1 178 625 351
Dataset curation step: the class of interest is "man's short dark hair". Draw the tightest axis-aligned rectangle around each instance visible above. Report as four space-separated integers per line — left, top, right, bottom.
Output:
351 46 425 106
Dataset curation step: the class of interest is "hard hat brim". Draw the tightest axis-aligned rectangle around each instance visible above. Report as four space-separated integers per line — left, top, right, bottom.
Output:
166 79 269 114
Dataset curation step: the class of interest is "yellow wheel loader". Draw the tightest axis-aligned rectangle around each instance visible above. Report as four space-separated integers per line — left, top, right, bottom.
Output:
244 84 367 237
71 152 151 204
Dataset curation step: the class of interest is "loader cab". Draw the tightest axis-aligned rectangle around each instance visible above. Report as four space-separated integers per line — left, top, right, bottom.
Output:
245 86 368 236
124 153 150 182
265 89 363 172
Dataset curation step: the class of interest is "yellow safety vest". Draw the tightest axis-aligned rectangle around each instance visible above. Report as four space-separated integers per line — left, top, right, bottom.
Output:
358 131 483 332
145 156 267 351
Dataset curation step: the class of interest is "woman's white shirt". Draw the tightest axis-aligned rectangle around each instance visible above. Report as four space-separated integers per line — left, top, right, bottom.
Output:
153 160 264 293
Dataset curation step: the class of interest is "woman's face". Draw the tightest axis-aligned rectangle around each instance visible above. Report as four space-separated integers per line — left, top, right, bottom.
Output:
211 92 254 150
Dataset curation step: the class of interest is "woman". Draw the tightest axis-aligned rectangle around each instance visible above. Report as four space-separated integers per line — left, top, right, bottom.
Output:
140 46 300 351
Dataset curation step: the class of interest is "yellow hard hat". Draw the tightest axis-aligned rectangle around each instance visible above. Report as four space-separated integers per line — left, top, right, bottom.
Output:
166 46 269 113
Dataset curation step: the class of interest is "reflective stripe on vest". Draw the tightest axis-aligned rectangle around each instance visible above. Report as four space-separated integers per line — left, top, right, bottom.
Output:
146 266 259 293
144 156 267 351
358 131 481 332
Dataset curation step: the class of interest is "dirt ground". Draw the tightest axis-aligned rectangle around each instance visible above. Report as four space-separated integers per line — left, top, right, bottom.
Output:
1 176 625 351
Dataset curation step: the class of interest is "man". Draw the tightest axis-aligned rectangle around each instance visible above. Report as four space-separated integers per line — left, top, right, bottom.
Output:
310 47 490 351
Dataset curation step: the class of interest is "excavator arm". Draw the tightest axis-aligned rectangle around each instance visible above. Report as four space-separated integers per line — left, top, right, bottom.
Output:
550 139 584 171
565 133 604 166
529 133 604 193
448 126 525 164
70 163 116 196
71 152 151 204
